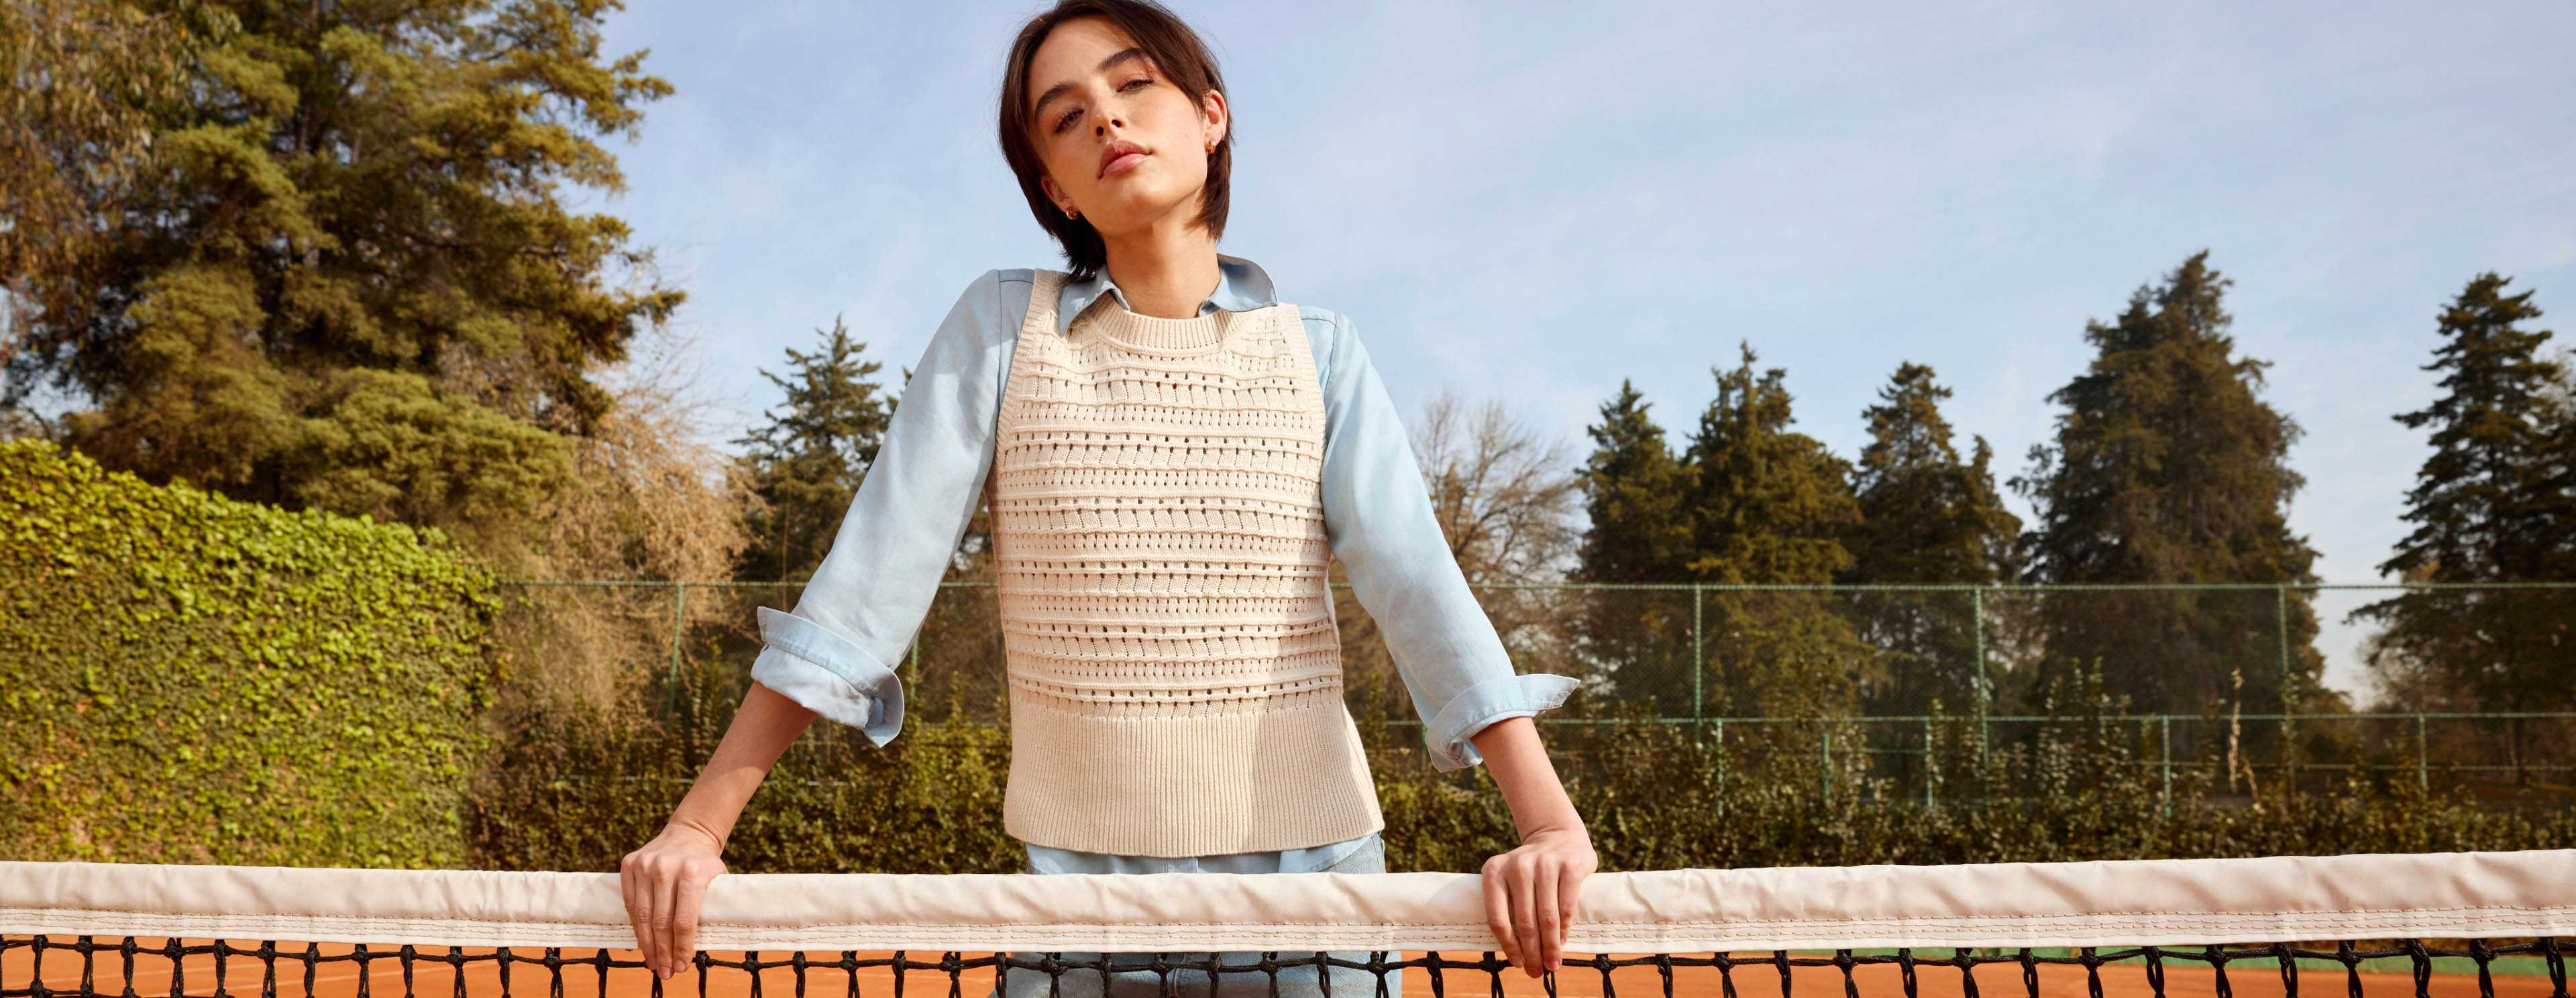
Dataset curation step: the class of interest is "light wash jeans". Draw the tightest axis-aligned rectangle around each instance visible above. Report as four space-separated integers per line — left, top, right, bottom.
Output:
994 836 1403 998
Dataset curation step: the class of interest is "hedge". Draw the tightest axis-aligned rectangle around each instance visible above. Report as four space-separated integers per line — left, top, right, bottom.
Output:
474 643 2576 874
1 440 500 867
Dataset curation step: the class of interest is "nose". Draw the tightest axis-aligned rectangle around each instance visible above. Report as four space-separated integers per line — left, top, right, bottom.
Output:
1093 109 1124 136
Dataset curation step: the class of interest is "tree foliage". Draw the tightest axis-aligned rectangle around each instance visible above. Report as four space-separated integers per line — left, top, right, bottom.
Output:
736 316 894 583
495 329 753 718
3 0 680 559
1841 363 2020 713
2013 252 2323 718
1568 382 1699 715
0 0 207 364
1576 381 1693 584
1574 350 1866 720
1682 347 1867 718
1681 345 1862 584
2359 274 2574 713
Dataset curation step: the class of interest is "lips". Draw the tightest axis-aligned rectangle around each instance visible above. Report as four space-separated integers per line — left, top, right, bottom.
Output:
1097 139 1148 179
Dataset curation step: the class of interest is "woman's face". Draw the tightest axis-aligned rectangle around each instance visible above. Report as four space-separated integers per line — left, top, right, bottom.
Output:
1024 17 1226 241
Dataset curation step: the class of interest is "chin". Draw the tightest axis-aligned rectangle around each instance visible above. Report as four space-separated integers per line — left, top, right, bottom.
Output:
1091 188 1197 231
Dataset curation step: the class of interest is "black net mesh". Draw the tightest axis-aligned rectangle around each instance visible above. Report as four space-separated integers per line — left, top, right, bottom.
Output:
8 936 2572 998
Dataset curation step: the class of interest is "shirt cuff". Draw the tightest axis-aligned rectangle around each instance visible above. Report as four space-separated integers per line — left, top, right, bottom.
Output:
1422 673 1579 771
747 606 906 745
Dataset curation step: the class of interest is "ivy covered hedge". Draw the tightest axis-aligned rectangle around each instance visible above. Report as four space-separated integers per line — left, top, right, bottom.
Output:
0 440 500 867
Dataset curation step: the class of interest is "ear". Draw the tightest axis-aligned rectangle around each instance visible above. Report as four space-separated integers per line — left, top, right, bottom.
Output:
1199 89 1229 149
1038 174 1072 215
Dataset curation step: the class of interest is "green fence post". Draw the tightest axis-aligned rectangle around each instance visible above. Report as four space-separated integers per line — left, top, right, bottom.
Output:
1691 584 1705 734
1972 587 1989 765
665 581 688 715
2277 583 2294 796
1713 718 1726 818
2159 714 2173 818
1922 718 1935 810
2415 713 2430 797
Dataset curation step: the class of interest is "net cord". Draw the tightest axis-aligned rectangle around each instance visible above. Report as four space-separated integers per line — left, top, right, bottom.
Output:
3 852 2571 953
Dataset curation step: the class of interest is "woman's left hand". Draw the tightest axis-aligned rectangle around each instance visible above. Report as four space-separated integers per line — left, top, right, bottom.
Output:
1481 824 1597 977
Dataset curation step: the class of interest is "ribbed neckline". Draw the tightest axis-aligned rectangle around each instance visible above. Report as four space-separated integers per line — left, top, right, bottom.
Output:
1077 302 1234 357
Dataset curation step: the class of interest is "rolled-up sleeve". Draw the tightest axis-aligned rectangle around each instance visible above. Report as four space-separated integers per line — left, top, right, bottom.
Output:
748 270 1028 744
1305 308 1577 770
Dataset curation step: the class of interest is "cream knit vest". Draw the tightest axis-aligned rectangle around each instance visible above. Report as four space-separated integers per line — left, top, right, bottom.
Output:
990 270 1381 857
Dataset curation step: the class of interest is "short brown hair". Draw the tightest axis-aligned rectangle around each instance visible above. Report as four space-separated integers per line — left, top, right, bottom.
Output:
998 0 1231 278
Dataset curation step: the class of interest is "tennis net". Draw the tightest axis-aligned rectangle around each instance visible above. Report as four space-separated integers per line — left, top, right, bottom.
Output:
5 852 2571 998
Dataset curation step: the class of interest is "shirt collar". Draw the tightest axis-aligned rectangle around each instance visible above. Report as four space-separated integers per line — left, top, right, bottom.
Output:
1055 254 1280 337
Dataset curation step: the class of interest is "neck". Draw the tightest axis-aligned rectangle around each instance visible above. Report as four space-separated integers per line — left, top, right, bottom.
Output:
1099 209 1222 320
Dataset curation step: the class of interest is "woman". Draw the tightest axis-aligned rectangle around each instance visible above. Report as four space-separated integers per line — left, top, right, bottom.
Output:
618 1 1593 991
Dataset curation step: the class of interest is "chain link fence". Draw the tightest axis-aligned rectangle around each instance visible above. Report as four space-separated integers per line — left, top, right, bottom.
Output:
492 580 2576 806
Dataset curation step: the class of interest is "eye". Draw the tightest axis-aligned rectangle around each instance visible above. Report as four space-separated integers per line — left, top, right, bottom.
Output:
1120 76 1152 92
1053 106 1083 133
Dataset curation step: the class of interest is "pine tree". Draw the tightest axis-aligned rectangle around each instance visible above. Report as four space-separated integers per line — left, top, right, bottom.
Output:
1572 381 1696 714
2359 274 2573 712
1682 345 1860 585
2 0 678 558
738 317 894 583
2014 252 2322 718
1842 362 2020 713
1576 381 1693 583
1682 345 1867 719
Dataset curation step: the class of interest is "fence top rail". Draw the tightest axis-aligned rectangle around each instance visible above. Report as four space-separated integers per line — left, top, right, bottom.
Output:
495 579 2576 592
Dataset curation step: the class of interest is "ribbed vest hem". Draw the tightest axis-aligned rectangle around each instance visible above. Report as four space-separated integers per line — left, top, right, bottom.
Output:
999 692 1386 857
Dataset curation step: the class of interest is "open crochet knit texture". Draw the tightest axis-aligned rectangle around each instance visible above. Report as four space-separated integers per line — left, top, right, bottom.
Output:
989 270 1383 858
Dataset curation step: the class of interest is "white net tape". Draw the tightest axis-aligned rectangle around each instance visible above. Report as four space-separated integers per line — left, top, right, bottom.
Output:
5 851 2571 952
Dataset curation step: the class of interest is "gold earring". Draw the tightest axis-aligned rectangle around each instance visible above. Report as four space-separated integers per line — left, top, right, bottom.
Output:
1063 206 1078 220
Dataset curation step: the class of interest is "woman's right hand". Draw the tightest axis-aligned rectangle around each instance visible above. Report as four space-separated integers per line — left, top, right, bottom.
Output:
620 822 729 979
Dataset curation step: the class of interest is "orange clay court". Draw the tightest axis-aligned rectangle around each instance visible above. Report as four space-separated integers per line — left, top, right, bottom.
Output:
4 942 2552 998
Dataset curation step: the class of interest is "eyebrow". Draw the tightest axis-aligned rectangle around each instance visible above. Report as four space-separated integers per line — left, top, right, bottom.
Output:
1031 47 1149 124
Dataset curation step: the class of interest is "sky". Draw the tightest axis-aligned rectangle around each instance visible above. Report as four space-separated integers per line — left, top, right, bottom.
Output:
584 0 2576 696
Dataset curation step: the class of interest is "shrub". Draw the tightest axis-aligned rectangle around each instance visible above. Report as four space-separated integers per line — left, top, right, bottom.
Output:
468 645 1020 873
473 647 2576 874
0 441 500 867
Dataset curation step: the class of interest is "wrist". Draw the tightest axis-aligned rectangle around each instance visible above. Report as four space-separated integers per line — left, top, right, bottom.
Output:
659 817 727 854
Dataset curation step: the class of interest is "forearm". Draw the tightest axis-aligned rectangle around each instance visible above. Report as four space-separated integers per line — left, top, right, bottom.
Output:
663 681 818 848
1470 717 1584 840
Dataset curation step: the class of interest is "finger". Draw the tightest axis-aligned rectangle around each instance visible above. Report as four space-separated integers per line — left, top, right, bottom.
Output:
655 864 683 979
1510 858 1542 978
673 865 712 979
638 861 665 977
1556 861 1585 964
1534 859 1562 973
1483 860 1521 974
619 857 653 974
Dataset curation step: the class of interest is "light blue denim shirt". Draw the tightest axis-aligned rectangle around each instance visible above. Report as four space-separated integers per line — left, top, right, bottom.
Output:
748 256 1576 863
